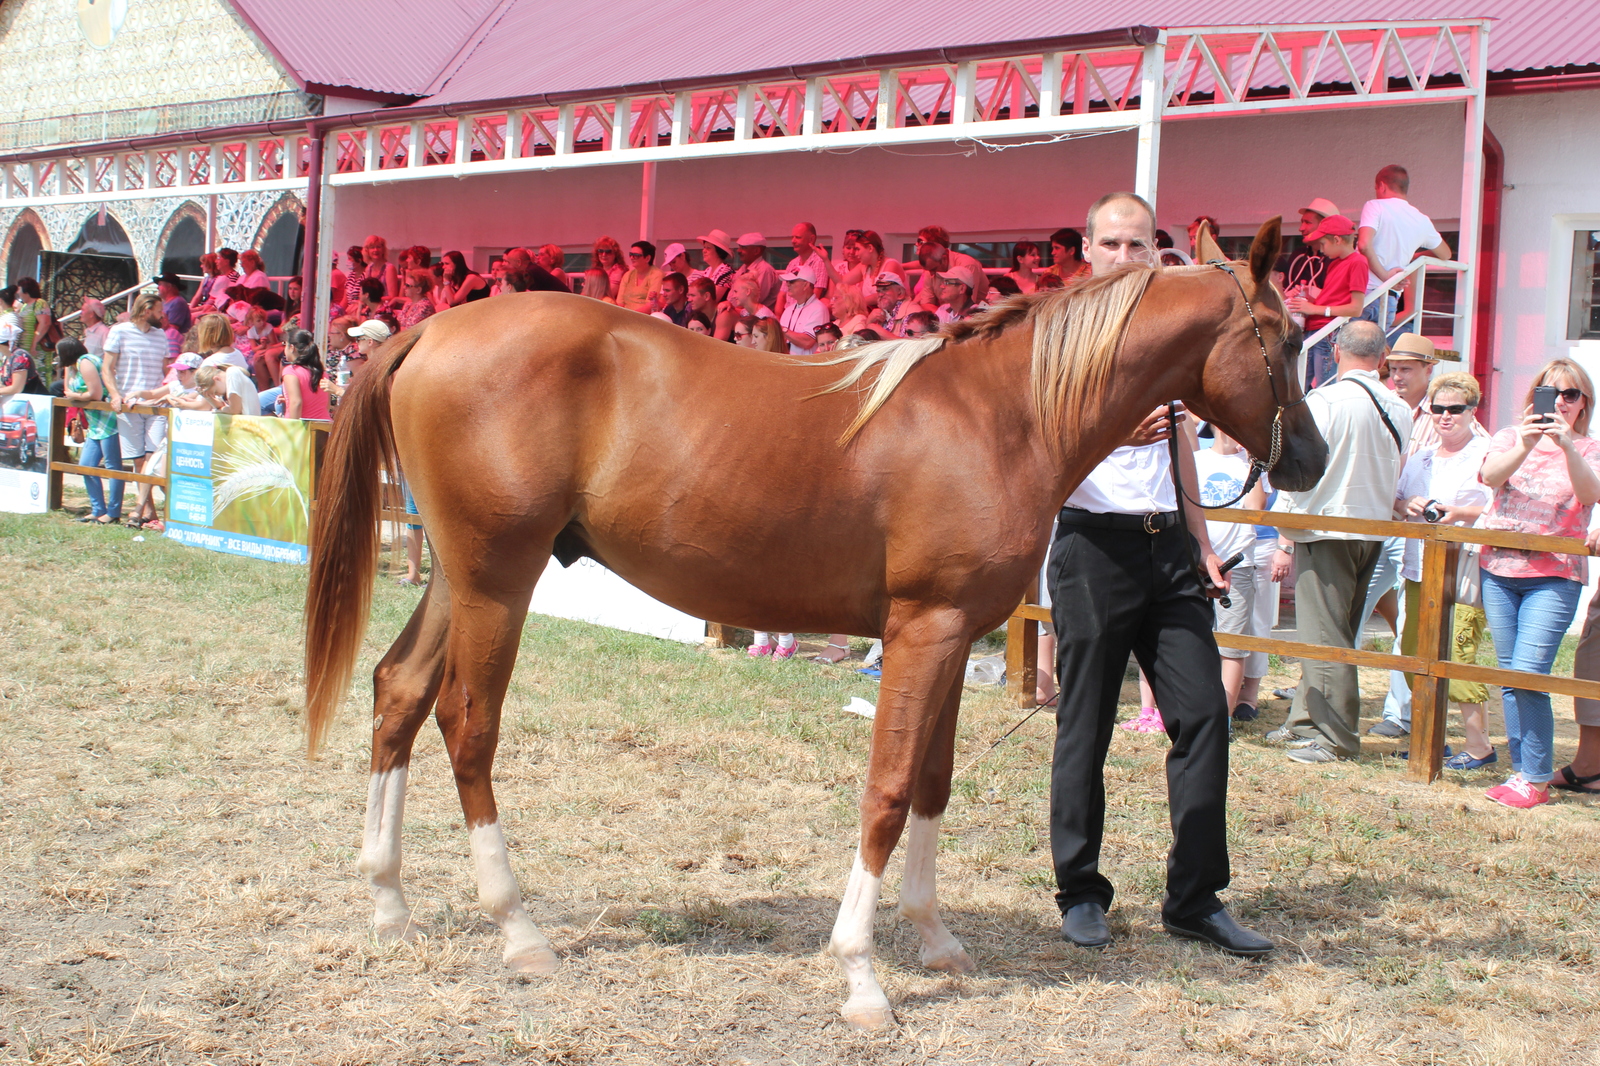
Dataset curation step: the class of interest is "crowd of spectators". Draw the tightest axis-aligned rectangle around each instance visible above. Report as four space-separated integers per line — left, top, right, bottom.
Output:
5 165 1599 808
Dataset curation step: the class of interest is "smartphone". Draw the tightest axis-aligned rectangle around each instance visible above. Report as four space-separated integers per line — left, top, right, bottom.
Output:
1533 385 1558 423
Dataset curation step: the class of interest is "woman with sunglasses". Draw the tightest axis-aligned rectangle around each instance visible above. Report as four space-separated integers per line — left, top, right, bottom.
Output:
592 236 625 300
1393 371 1494 770
1477 359 1600 808
616 241 664 314
398 270 437 329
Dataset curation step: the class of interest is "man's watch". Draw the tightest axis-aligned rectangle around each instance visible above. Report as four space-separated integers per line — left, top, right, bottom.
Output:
1276 541 1295 553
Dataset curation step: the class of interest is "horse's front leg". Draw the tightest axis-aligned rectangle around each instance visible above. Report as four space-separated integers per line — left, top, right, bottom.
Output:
898 671 975 974
830 608 970 1030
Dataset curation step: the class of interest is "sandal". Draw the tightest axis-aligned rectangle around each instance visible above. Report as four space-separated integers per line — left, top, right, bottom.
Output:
397 577 423 587
126 517 145 530
142 519 165 533
76 514 100 523
813 642 851 664
1551 765 1600 793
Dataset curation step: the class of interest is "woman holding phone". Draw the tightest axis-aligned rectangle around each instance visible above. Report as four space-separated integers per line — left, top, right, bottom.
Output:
1477 359 1600 808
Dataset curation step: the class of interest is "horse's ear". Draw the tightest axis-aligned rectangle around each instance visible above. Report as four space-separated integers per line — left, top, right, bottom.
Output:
1249 217 1282 286
1195 220 1224 264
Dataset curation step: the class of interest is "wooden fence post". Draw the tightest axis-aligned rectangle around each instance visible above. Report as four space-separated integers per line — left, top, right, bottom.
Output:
1406 537 1458 783
48 398 68 510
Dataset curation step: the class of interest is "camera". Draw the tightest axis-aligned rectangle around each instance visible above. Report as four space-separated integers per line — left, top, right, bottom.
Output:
1422 500 1444 523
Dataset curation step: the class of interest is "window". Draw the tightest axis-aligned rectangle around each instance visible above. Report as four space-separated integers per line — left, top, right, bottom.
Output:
1569 231 1600 340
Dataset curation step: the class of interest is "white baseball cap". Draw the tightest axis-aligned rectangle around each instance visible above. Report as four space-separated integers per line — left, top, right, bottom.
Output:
660 242 687 265
779 265 817 285
736 231 767 247
348 319 392 342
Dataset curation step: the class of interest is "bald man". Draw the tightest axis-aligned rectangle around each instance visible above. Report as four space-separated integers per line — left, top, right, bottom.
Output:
1046 192 1272 958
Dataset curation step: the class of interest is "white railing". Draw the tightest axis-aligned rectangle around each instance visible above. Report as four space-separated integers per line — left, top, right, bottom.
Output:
0 21 1486 207
53 281 145 325
1297 256 1469 385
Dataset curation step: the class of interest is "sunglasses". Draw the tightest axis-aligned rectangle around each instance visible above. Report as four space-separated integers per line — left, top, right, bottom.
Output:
626 251 646 259
1429 403 1473 415
1551 387 1586 403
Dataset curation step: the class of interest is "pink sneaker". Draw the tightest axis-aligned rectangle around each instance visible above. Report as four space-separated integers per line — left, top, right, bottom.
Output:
747 643 773 658
772 643 798 660
1121 706 1165 733
1485 777 1549 810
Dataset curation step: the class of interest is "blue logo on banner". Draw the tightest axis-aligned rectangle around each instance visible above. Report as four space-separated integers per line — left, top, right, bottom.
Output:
168 474 213 527
171 441 211 477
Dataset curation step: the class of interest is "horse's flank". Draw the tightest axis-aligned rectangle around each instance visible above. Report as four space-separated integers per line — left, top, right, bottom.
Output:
819 267 1156 455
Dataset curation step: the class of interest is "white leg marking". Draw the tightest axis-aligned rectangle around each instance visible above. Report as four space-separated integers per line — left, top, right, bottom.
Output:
357 768 416 940
468 821 558 974
829 852 892 1029
898 814 973 973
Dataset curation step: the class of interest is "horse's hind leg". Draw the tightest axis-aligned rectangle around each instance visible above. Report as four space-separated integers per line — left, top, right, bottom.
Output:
433 569 558 975
830 607 971 1030
899 670 975 974
360 571 452 941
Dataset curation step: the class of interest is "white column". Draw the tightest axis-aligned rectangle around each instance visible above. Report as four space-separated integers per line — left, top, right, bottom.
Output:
1454 25 1490 363
639 161 657 243
1039 53 1064 118
314 137 337 352
1133 38 1166 217
952 62 977 126
407 123 423 168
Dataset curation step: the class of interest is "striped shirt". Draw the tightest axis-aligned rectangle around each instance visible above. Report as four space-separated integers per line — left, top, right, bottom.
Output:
103 322 169 393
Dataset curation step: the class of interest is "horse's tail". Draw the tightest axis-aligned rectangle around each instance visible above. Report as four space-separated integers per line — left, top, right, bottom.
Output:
303 325 425 758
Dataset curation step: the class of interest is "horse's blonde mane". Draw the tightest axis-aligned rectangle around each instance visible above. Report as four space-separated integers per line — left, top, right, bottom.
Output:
819 266 1157 453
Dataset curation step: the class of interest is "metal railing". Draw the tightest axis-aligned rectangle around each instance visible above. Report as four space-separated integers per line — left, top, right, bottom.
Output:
1005 508 1600 783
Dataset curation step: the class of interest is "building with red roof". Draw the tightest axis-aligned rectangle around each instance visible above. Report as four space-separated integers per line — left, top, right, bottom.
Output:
1 0 1598 425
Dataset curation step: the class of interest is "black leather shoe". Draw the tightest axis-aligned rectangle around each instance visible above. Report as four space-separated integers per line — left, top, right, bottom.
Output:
1163 908 1274 957
1060 901 1112 949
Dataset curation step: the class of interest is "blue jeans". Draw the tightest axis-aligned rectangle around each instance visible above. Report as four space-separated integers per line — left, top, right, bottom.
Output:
1305 336 1336 391
258 386 284 415
1479 571 1581 783
80 434 124 519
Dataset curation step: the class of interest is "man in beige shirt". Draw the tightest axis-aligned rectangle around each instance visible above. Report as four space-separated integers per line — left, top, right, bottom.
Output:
1269 320 1410 761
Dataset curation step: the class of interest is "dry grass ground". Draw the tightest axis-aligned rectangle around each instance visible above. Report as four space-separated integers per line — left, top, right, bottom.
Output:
1 508 1598 1065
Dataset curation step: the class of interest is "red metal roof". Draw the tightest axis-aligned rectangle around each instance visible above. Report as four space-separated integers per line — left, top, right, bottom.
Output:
228 0 506 99
421 1 1600 107
227 1 1600 107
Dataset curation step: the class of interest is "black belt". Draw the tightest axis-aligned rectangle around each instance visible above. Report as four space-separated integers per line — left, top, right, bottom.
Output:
1057 507 1180 534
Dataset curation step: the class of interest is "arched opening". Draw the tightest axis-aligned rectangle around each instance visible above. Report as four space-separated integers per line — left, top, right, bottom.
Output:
160 216 206 300
259 212 303 281
43 214 139 326
67 214 134 257
6 221 44 285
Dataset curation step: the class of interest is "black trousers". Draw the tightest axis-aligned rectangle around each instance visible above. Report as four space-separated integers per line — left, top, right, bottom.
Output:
1047 518 1232 923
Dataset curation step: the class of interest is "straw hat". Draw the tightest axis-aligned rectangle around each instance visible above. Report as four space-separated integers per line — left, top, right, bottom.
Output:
1387 333 1438 364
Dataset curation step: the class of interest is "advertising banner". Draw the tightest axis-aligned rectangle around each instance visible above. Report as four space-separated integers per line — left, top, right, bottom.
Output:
0 393 51 514
164 411 314 564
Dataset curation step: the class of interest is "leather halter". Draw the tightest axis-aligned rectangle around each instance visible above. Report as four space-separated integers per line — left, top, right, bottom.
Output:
1169 261 1306 513
1206 259 1306 477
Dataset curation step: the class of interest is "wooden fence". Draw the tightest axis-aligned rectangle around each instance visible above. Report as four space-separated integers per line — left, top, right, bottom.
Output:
1006 508 1600 783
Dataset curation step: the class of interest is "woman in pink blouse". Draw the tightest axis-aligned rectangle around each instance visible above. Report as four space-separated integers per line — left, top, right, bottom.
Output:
1477 359 1600 809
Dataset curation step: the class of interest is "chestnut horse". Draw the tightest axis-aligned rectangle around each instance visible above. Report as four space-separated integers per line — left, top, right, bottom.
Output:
305 218 1325 1028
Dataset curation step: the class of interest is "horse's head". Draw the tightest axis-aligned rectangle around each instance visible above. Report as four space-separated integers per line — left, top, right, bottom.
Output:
1186 217 1327 492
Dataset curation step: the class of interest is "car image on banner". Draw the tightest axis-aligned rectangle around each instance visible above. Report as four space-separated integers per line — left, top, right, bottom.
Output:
0 394 51 513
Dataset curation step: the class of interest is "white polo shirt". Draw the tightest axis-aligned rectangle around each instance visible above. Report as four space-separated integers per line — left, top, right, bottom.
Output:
1065 443 1175 514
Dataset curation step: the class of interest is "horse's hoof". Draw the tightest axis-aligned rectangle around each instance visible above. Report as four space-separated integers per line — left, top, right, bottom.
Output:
840 999 894 1031
922 947 976 974
505 945 560 975
373 918 419 943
